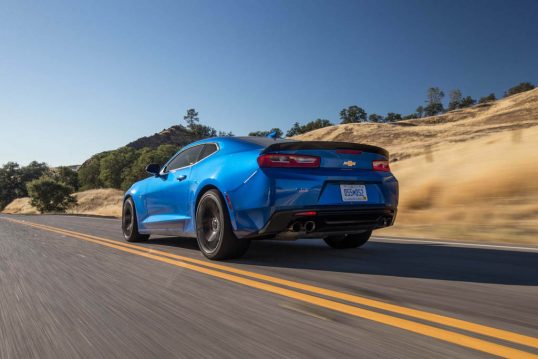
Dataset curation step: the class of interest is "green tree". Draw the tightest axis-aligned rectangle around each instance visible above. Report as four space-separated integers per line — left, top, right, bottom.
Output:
302 119 332 132
99 147 137 189
286 119 332 136
183 108 199 127
339 106 367 124
415 106 424 118
189 123 217 138
286 122 303 137
459 96 476 108
424 87 445 116
20 161 50 187
121 145 178 189
504 82 535 97
424 103 444 116
385 112 402 122
448 89 462 111
368 114 384 123
78 152 108 190
53 166 80 191
0 162 24 209
27 176 76 213
478 93 496 104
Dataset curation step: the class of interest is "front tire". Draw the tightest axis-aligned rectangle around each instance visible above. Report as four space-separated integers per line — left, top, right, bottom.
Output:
196 190 249 260
122 198 150 242
324 231 372 249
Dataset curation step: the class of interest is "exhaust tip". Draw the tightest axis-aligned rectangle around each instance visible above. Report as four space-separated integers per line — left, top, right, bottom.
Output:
304 221 316 233
290 221 303 232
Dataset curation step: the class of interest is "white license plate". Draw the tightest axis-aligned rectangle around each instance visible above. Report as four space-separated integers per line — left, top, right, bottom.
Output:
340 184 368 202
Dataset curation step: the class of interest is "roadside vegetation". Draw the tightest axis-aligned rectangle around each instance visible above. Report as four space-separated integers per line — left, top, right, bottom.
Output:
0 162 79 213
27 176 77 213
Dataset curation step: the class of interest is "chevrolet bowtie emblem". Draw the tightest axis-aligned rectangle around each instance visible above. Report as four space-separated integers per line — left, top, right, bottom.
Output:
343 160 356 167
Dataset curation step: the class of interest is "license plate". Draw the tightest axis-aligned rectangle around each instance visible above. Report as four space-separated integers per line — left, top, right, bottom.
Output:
340 184 368 202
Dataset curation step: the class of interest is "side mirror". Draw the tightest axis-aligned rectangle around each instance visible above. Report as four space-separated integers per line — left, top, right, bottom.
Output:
145 163 161 176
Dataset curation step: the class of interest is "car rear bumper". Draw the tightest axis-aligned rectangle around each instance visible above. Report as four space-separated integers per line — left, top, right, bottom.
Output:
246 205 397 240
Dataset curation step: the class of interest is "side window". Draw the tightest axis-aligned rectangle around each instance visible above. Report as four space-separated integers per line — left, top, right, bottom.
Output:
165 145 204 171
198 143 218 161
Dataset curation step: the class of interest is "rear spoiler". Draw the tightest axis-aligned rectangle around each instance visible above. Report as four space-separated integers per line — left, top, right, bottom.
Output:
261 141 389 158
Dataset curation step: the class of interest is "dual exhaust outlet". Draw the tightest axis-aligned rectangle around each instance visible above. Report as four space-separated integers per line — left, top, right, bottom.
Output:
289 220 316 233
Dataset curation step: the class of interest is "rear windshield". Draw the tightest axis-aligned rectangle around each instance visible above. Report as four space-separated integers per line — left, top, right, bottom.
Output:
235 136 294 147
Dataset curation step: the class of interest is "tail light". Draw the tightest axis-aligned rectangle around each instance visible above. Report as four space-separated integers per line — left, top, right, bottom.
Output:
257 154 320 168
372 160 390 172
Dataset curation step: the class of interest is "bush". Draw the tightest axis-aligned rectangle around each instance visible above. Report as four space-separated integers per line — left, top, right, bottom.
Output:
504 82 535 97
478 93 496 104
385 112 402 122
27 177 76 213
459 96 476 109
0 161 52 210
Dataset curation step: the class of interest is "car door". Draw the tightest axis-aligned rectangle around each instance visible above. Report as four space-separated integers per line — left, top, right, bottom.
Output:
143 144 204 234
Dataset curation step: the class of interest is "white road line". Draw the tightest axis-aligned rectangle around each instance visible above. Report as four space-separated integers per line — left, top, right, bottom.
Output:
373 236 538 252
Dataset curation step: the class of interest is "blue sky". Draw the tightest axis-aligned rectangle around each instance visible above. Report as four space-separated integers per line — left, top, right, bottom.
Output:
1 0 537 166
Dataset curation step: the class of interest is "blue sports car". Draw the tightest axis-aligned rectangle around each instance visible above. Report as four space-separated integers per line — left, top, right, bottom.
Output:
122 136 398 259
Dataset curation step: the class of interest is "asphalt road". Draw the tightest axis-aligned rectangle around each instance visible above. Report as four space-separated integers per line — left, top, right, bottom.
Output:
0 214 537 358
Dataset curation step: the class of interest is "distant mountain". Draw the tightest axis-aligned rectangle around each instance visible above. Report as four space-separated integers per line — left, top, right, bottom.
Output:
126 125 199 150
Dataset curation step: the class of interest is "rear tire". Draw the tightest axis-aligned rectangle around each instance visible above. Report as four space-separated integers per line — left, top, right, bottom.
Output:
324 231 372 249
196 189 250 260
122 198 150 242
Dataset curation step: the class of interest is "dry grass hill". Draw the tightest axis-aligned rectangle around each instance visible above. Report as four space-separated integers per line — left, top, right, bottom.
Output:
295 88 538 243
3 189 124 217
295 88 538 162
4 89 538 243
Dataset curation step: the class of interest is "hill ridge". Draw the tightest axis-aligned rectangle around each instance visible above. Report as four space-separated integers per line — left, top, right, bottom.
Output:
294 88 538 161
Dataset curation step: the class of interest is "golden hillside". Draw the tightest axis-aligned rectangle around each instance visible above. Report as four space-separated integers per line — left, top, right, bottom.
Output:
296 88 538 244
294 88 538 162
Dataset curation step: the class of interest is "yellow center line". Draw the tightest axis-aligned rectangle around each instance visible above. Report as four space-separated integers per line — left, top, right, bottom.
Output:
7 217 536 350
2 217 537 358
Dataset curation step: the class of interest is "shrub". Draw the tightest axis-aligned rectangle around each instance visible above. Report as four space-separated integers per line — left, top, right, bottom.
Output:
459 96 476 108
385 112 402 122
478 93 496 104
504 82 535 97
27 176 76 213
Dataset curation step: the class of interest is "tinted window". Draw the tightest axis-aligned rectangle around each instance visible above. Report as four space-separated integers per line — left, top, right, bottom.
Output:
198 143 218 161
165 145 204 171
236 136 295 147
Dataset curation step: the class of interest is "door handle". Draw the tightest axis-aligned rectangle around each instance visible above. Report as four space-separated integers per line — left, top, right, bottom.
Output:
177 175 187 181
